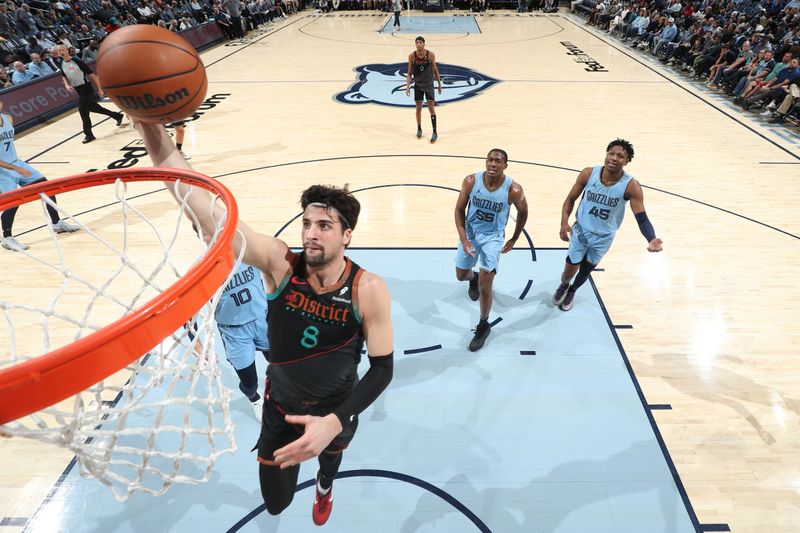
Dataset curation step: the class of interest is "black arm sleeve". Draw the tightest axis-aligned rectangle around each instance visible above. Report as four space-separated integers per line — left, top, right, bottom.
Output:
635 211 656 242
333 352 393 428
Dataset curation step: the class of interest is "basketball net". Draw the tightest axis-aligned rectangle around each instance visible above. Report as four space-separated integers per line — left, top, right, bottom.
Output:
0 170 240 501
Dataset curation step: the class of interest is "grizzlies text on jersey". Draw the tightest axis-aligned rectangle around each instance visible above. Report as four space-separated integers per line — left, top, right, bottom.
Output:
466 171 512 237
575 165 633 236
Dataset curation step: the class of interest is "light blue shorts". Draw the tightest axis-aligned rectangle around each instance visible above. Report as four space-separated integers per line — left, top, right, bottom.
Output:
0 160 45 194
566 223 615 265
455 232 504 273
218 319 269 370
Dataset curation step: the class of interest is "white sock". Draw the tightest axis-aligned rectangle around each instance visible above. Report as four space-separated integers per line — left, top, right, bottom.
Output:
317 479 331 495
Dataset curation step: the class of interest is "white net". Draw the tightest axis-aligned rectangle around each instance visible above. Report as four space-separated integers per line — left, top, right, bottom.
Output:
0 175 238 501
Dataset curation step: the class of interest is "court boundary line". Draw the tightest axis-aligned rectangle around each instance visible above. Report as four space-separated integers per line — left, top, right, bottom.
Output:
589 275 710 532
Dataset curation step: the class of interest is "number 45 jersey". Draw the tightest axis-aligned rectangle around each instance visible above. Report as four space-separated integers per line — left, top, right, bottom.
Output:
466 171 513 238
575 165 633 237
266 253 365 409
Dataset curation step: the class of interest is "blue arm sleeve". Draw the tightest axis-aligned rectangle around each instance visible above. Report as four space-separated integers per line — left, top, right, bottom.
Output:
635 211 656 242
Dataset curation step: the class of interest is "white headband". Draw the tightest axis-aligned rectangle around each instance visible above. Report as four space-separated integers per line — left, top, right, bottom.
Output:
309 202 350 229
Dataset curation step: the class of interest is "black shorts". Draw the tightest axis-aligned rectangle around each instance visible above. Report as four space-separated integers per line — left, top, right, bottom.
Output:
414 86 435 103
256 387 359 464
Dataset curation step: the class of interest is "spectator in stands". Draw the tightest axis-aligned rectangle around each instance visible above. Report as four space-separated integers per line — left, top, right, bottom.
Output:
161 1 178 24
709 39 752 86
692 35 726 78
74 23 92 48
0 69 12 89
212 6 236 38
11 61 34 85
27 52 54 77
25 35 45 58
97 1 118 22
121 12 138 26
768 82 800 123
189 0 206 21
738 50 793 99
728 48 773 95
35 31 58 51
105 16 121 34
740 57 800 109
90 20 106 41
0 5 14 39
652 16 678 55
622 9 650 40
54 30 75 51
81 40 99 61
137 1 158 24
14 3 39 36
43 47 62 71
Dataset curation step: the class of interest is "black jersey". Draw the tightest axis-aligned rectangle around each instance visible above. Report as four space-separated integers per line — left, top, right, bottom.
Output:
412 50 434 91
266 253 365 412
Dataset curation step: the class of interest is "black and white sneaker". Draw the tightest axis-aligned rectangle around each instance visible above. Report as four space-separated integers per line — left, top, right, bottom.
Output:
468 322 491 351
559 290 576 311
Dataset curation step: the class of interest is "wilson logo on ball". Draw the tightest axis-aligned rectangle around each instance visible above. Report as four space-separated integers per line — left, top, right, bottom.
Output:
117 87 191 110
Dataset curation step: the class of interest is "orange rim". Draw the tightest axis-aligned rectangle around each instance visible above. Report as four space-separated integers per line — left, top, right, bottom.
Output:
0 168 238 425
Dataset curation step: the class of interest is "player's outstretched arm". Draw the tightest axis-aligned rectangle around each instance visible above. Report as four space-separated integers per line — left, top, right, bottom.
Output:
627 179 663 252
135 121 288 275
559 167 592 242
275 274 393 469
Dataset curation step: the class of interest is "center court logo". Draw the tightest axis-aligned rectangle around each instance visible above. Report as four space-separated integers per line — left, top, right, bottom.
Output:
335 63 499 108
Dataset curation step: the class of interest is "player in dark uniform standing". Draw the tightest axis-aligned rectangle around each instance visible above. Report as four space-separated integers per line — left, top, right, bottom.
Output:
405 36 442 143
136 121 394 527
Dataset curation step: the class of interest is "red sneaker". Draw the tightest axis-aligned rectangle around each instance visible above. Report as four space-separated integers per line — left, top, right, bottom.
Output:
312 477 333 526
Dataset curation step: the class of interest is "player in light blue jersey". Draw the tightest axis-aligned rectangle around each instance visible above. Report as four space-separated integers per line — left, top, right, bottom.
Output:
455 148 528 351
217 260 269 419
0 100 79 252
553 139 663 311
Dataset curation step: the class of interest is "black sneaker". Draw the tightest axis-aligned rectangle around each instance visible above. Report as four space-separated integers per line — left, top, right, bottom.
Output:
468 273 479 301
82 136 96 144
468 322 491 351
416 126 422 139
559 290 575 311
115 113 124 126
552 283 569 305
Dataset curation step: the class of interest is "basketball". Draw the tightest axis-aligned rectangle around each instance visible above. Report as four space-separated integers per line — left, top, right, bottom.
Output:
96 25 207 124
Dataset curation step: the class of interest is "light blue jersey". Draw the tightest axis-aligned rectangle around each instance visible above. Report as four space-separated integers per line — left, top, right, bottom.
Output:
0 113 44 194
575 166 633 237
215 263 268 326
0 113 19 164
466 172 512 237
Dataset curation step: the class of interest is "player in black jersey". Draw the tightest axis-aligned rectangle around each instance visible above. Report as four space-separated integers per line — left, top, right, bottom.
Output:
405 36 442 143
136 122 394 527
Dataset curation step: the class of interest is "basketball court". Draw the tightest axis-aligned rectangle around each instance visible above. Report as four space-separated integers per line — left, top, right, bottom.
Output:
2 10 799 533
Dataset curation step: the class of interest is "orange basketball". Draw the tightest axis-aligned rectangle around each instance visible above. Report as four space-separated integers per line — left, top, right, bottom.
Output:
97 25 207 124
